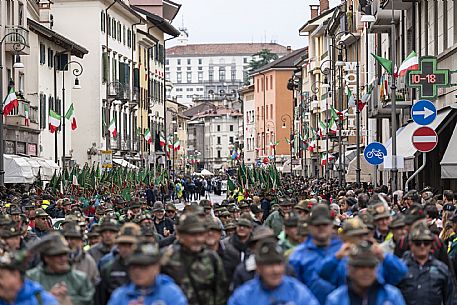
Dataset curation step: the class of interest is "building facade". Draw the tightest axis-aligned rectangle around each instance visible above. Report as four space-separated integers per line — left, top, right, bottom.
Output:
166 39 289 106
240 84 255 165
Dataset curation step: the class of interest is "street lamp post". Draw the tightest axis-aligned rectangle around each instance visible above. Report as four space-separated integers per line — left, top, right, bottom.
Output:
61 61 83 173
0 32 27 186
336 31 360 186
281 114 292 173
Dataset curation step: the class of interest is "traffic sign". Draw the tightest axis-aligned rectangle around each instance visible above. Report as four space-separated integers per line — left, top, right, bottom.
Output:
364 142 387 165
411 100 436 125
412 127 438 152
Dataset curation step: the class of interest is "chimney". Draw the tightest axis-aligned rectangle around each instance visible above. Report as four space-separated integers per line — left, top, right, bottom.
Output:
286 46 292 53
310 5 320 19
320 0 329 13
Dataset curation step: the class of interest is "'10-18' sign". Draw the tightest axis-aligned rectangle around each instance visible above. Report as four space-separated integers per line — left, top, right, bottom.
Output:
406 56 451 99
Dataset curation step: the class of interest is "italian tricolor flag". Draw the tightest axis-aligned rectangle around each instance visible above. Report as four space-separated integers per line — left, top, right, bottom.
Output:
159 132 166 146
321 153 334 166
65 103 77 130
108 118 117 138
398 51 418 77
3 87 18 116
173 139 180 151
144 128 152 144
49 110 61 133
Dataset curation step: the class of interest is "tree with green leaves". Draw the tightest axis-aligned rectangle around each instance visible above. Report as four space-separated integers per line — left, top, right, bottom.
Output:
248 49 279 72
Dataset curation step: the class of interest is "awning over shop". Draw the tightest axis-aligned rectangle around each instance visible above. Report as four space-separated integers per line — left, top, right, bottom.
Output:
4 154 60 183
113 158 138 169
384 108 452 158
335 146 359 170
441 123 457 178
346 155 373 183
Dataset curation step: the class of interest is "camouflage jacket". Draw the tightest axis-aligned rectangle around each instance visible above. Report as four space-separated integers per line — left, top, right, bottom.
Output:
161 243 227 305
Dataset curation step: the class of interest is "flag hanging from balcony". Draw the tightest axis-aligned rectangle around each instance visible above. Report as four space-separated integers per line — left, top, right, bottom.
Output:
321 153 334 166
3 86 18 116
371 53 392 75
159 132 166 146
65 103 77 130
49 110 61 133
24 103 29 126
144 128 152 144
398 51 418 77
108 118 117 138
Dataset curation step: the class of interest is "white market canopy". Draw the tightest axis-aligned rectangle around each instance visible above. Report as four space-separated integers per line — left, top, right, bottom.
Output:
200 169 214 176
113 158 138 169
4 154 60 184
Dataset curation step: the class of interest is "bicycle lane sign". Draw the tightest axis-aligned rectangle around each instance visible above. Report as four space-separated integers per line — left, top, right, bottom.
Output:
364 142 387 165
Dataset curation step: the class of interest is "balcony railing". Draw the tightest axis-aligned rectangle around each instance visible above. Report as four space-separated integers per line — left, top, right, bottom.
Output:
5 100 39 130
4 26 30 55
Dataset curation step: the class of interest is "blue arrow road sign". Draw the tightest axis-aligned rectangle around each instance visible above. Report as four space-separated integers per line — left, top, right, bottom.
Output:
411 99 437 126
364 142 387 165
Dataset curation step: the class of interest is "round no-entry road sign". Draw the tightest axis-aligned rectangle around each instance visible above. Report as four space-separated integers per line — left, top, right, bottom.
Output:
412 127 438 152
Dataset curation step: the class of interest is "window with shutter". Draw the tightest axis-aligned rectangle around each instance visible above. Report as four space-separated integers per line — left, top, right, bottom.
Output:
102 52 109 83
40 94 46 129
40 44 45 65
119 62 125 84
48 48 54 68
107 16 111 35
101 11 105 32
133 68 139 89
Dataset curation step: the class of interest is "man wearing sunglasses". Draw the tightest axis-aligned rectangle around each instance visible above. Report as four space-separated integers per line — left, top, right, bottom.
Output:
398 220 456 305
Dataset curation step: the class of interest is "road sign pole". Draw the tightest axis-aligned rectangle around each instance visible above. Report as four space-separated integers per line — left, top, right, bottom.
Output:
405 153 426 192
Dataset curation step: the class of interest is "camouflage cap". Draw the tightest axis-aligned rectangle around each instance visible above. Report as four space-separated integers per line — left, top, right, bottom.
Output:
206 218 223 231
409 220 434 241
294 200 311 212
177 213 207 234
127 241 160 266
348 241 379 267
358 209 375 230
255 239 284 265
224 221 236 231
342 217 370 236
8 205 22 215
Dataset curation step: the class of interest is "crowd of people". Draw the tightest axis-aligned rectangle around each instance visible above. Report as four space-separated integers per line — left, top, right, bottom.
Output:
0 175 456 305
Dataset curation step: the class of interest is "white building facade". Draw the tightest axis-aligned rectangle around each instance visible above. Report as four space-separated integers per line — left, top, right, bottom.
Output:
166 38 289 106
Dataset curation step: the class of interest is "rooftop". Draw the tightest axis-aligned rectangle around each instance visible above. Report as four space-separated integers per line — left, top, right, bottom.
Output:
166 42 290 57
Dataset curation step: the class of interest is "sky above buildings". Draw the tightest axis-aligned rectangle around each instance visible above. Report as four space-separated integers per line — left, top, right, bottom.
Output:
168 0 340 49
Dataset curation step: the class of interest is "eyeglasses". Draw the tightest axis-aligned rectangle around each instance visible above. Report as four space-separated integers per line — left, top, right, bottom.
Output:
412 240 432 247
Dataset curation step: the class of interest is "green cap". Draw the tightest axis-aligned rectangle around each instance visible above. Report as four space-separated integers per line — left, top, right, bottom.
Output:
389 214 406 229
127 242 160 266
348 241 379 267
283 212 299 227
177 213 207 234
255 239 284 265
62 221 83 238
236 218 253 228
372 203 390 221
309 204 332 225
342 217 370 236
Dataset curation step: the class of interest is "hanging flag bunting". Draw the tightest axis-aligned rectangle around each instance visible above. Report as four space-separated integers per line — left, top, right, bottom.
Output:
159 132 166 146
108 118 117 138
173 139 181 151
346 86 356 107
3 86 18 116
49 110 61 133
329 107 339 135
398 51 419 77
65 103 77 130
144 128 152 144
371 53 393 75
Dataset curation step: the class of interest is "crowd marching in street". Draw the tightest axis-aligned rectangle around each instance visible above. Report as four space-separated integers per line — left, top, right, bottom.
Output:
0 171 456 305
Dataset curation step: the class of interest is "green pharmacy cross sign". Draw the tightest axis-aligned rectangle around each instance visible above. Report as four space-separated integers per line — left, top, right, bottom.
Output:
407 56 450 99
